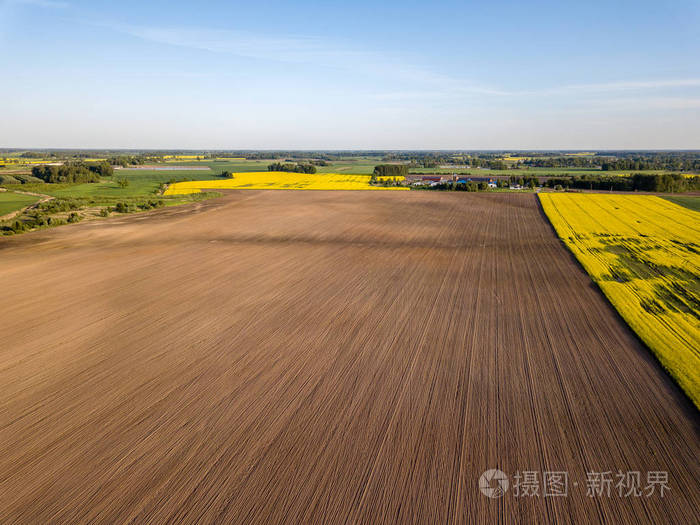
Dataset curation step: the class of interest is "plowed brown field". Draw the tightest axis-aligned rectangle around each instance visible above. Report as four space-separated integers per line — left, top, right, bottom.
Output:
0 191 698 524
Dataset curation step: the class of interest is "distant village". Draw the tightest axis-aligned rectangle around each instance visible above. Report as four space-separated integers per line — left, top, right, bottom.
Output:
408 174 523 189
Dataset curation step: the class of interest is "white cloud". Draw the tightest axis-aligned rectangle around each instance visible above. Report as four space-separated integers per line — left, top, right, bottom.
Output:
118 24 502 96
117 23 700 104
123 25 376 67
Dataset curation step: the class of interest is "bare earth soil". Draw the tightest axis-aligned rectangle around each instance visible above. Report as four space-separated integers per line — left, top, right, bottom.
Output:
0 191 698 524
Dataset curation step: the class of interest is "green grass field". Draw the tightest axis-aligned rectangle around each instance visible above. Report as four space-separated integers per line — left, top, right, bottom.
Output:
11 167 226 207
0 191 40 216
179 158 683 178
193 158 622 176
407 167 676 176
168 158 380 175
662 195 700 212
316 159 379 174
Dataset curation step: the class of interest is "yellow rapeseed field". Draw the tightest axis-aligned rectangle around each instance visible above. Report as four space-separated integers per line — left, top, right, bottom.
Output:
0 157 105 164
0 158 55 165
540 193 700 407
164 172 408 194
162 155 204 162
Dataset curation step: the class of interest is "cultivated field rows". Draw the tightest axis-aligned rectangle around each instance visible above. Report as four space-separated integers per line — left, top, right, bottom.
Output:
0 191 697 523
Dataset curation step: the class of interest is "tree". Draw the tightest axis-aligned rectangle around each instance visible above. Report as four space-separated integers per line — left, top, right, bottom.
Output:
268 162 317 174
32 164 100 183
91 162 113 177
373 164 408 178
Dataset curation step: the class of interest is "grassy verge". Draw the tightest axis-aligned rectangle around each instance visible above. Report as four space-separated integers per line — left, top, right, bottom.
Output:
0 191 40 216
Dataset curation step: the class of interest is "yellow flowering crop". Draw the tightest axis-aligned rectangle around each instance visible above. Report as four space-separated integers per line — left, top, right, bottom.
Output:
540 193 700 407
164 172 408 194
163 155 203 161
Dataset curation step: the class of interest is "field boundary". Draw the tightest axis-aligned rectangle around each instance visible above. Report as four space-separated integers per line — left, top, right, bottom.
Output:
534 193 656 352
537 193 700 410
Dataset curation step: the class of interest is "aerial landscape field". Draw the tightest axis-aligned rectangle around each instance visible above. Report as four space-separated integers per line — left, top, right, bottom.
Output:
2 0 700 522
1 191 698 523
1 150 699 523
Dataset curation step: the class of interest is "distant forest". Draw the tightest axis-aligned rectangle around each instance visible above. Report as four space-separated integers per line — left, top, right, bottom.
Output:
1 149 698 174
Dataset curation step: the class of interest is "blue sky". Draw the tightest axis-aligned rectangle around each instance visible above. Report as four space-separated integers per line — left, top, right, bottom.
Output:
1 0 699 149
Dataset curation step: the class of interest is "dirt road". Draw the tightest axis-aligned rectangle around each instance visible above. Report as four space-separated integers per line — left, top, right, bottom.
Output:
0 191 697 523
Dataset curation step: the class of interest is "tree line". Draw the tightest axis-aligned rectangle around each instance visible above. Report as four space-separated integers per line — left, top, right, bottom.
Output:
417 181 492 192
32 162 113 183
543 173 700 192
267 162 317 174
373 164 408 178
523 154 700 171
106 154 164 167
509 175 540 188
379 151 700 172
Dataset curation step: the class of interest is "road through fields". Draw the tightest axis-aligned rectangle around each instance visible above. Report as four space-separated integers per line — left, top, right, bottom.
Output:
0 191 698 523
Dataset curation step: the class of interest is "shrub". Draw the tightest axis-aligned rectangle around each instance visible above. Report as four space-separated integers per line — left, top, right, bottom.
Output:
135 199 165 211
28 214 49 227
39 198 81 213
13 174 44 184
0 175 20 184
